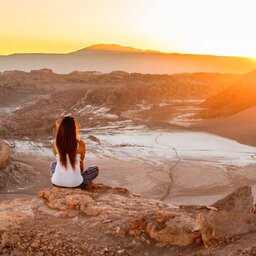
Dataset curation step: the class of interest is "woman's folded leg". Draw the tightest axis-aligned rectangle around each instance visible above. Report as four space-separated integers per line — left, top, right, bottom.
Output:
80 166 99 187
49 161 57 177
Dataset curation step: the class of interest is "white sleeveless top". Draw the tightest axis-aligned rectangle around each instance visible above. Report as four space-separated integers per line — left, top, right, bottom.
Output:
51 141 83 187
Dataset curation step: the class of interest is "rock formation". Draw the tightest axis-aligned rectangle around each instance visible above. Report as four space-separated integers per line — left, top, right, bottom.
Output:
0 140 35 190
211 185 253 213
0 141 9 169
0 183 255 255
0 69 240 140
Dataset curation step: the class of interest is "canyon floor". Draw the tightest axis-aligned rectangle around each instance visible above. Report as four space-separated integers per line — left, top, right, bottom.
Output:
0 71 256 205
1 105 256 206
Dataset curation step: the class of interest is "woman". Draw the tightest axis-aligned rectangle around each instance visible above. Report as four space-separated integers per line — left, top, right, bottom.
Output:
50 116 99 188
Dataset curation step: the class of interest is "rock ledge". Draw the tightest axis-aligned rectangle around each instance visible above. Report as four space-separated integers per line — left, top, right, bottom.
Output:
0 184 255 255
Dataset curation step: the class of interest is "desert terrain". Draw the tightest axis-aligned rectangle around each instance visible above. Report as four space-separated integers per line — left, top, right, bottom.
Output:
0 68 256 205
0 67 256 255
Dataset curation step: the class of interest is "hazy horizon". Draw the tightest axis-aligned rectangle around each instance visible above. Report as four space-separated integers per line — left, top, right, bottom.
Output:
1 0 256 58
1 43 256 60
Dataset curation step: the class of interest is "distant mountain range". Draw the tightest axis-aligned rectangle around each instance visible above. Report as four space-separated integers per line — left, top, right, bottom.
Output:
0 44 255 74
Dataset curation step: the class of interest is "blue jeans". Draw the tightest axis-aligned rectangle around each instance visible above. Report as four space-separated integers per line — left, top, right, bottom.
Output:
50 161 99 188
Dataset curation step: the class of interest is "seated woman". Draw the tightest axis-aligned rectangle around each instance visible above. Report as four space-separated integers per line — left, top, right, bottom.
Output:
50 116 99 188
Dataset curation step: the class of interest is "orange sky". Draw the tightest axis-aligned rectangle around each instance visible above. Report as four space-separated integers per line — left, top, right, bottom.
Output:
1 0 256 57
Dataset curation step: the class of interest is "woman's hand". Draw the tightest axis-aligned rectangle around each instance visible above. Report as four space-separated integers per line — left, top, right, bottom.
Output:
79 140 86 172
80 159 84 172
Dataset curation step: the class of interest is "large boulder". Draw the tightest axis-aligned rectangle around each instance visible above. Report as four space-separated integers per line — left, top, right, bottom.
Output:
198 186 256 248
198 211 256 248
211 186 253 213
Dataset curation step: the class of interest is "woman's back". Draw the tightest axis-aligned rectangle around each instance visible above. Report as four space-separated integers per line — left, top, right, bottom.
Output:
50 116 99 188
51 140 83 187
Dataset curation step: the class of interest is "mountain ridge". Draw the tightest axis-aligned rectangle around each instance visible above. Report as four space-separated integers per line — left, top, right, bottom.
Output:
1 44 255 74
2 44 255 57
71 43 161 54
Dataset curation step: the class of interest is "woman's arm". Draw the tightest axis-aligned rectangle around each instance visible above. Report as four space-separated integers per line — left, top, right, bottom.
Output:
52 141 57 156
79 140 86 172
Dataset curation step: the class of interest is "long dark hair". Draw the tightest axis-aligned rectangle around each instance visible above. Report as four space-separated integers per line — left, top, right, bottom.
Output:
56 116 79 169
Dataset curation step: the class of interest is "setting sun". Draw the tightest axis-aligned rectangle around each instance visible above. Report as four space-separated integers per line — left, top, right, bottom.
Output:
1 0 256 57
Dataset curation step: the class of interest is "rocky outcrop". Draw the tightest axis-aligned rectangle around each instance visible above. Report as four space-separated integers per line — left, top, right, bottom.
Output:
201 69 256 118
198 210 256 248
130 210 201 247
0 140 35 190
0 141 9 169
198 186 256 248
211 186 253 213
0 184 255 255
0 69 240 140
